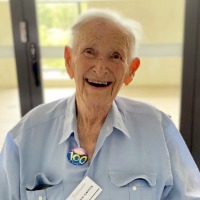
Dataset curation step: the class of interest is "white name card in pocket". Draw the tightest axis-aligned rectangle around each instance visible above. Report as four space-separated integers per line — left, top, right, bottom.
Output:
66 176 102 200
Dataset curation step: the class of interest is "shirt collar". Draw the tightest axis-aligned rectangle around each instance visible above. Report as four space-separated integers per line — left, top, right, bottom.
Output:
59 94 77 145
59 95 130 145
108 100 130 138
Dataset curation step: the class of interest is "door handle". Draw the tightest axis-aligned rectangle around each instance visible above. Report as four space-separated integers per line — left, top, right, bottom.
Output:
30 43 40 86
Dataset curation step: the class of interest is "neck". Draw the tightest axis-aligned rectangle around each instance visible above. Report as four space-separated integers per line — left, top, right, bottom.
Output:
75 95 112 162
76 95 112 127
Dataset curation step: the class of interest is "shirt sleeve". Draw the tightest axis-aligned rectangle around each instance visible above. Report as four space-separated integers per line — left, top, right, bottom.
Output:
0 133 20 199
162 120 200 199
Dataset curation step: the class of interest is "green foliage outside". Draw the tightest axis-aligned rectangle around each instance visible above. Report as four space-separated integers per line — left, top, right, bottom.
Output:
37 2 87 70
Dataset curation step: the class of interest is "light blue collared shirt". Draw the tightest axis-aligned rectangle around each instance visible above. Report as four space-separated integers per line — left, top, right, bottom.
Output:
0 95 200 199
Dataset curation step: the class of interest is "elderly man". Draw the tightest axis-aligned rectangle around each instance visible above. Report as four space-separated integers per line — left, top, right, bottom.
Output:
0 9 200 200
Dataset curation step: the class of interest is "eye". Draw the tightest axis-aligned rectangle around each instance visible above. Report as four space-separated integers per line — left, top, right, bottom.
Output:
83 48 95 57
111 52 123 61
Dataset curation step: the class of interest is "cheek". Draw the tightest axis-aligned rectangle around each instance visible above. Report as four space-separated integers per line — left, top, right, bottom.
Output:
76 58 93 73
73 60 87 77
112 65 127 81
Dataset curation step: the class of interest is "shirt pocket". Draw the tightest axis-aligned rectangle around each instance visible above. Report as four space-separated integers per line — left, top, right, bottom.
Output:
26 173 64 200
109 171 157 200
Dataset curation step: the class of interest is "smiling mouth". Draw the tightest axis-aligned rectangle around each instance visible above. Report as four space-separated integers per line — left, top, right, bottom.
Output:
85 79 112 87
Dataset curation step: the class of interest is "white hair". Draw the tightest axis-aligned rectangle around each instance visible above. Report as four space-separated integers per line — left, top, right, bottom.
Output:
69 8 142 58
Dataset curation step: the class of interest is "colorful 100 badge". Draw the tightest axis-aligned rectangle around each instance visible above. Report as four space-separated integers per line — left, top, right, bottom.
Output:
67 147 88 165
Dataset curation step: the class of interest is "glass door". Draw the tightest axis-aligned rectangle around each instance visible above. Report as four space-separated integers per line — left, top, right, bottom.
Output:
0 0 20 149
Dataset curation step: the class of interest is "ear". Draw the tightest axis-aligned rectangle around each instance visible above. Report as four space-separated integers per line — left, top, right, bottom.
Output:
123 57 140 86
64 46 74 79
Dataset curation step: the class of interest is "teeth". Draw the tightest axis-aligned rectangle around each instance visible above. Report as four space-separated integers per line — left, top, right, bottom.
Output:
88 80 108 85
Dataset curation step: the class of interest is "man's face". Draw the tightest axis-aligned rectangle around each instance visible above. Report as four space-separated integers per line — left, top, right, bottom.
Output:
70 19 131 107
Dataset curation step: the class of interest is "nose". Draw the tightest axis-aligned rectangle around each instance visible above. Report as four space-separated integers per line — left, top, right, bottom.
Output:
93 57 108 77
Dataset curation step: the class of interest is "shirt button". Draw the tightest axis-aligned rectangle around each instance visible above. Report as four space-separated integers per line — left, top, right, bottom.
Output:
38 196 43 200
132 186 137 191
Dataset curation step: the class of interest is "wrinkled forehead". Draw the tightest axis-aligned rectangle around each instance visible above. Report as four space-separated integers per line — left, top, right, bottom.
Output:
73 18 130 52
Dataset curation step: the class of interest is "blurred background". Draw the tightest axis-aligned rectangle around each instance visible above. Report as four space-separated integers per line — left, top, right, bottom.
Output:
0 0 184 146
0 0 200 168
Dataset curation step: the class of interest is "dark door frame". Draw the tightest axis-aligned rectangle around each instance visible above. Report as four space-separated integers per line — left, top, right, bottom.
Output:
180 0 200 168
9 0 43 116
